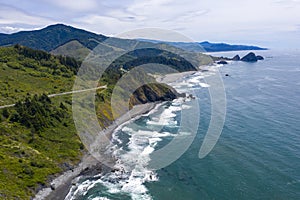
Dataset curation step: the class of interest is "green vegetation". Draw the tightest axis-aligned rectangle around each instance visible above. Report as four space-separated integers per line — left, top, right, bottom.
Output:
0 37 212 199
0 24 214 66
0 24 107 52
0 45 80 105
0 24 252 200
0 46 83 199
0 44 189 199
108 48 197 72
0 94 82 199
51 40 91 61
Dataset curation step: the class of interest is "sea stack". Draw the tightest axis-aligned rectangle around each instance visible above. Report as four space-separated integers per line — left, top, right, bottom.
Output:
256 55 264 60
241 52 258 62
232 55 240 61
217 60 228 65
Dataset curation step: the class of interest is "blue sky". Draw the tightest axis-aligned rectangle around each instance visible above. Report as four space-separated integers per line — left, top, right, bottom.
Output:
0 0 300 48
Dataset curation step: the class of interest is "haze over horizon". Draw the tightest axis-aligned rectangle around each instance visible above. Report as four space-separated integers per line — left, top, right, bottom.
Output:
0 0 300 49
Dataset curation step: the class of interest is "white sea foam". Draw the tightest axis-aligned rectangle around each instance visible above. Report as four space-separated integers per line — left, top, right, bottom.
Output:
122 126 134 133
146 101 183 127
65 179 96 200
177 131 192 136
182 104 192 110
168 70 216 90
66 67 219 199
99 101 185 199
91 197 111 200
199 82 210 87
94 129 164 199
189 76 202 83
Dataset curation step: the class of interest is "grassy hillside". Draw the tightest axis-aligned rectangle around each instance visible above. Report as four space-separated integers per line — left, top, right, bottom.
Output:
0 46 84 199
0 24 215 66
0 45 80 105
0 95 83 199
139 39 267 52
0 45 192 199
51 40 91 61
0 24 107 52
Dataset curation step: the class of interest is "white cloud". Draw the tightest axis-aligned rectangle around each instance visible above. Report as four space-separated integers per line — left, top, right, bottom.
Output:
73 14 138 35
0 26 23 33
1 0 300 47
0 4 53 26
42 0 100 11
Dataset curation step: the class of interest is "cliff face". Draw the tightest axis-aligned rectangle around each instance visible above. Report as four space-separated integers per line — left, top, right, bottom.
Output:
130 83 181 105
0 25 202 199
96 81 183 128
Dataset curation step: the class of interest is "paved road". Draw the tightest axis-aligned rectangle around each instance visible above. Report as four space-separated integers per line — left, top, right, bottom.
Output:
0 104 15 109
0 85 107 109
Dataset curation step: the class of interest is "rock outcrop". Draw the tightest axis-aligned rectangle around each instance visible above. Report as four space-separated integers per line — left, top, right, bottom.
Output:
130 84 183 105
232 55 240 61
256 55 264 60
215 52 264 63
241 52 258 62
217 60 228 65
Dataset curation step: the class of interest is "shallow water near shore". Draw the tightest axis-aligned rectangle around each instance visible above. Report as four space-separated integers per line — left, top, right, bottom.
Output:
66 49 300 200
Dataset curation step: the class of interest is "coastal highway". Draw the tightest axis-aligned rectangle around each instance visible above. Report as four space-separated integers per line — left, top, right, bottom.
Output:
0 85 107 109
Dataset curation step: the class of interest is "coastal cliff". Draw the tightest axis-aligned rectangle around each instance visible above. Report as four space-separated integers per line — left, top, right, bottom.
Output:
0 44 189 199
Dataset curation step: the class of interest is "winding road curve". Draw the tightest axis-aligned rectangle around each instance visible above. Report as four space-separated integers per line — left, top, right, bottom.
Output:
0 85 107 109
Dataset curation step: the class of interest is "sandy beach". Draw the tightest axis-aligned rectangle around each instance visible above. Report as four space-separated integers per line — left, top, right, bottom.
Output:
155 71 196 84
33 103 160 200
34 70 196 200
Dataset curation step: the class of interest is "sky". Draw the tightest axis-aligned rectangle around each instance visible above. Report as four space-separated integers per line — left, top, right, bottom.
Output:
0 0 300 48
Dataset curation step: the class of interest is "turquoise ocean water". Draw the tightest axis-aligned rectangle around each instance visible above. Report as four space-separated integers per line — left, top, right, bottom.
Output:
66 50 300 200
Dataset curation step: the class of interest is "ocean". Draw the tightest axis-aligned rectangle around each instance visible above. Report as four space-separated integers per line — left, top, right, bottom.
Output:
66 50 300 200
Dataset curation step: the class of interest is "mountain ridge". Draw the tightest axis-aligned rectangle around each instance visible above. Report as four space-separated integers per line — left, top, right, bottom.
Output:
0 24 267 53
138 39 267 52
0 24 107 51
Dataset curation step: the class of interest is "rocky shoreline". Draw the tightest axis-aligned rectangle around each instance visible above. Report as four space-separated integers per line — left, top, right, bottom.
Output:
33 102 165 200
33 70 197 200
215 52 264 64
